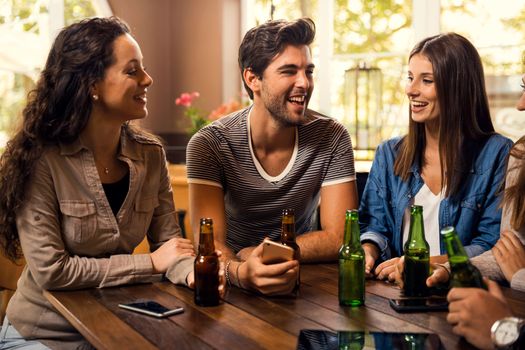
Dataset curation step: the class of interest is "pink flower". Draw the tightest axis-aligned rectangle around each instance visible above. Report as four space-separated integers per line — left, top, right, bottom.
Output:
207 100 242 121
175 91 200 107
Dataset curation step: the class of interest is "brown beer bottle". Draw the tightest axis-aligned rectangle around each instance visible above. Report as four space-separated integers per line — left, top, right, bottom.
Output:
280 208 300 293
194 218 220 306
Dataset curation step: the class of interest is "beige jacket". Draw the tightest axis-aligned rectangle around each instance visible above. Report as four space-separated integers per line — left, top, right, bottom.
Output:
6 130 193 349
471 149 525 292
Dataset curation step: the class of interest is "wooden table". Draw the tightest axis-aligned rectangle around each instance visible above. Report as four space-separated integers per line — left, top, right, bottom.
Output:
44 264 525 350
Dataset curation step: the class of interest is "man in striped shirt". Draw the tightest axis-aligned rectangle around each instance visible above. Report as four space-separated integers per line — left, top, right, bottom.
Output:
187 18 358 295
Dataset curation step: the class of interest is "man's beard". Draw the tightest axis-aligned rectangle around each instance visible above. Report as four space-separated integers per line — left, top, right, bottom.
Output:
261 89 309 127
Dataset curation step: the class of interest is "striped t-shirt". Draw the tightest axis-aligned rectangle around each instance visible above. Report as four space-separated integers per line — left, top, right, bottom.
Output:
186 106 356 253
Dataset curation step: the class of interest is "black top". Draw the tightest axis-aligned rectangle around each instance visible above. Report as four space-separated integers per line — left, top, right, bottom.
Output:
102 171 130 216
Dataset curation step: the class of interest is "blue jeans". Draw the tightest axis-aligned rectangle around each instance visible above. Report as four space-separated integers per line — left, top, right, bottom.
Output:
0 317 50 350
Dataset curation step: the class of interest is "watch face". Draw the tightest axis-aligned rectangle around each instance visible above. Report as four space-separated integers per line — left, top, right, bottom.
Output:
494 319 520 347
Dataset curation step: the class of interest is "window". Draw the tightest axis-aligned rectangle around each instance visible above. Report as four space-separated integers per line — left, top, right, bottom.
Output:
0 0 111 150
243 0 525 160
440 0 525 140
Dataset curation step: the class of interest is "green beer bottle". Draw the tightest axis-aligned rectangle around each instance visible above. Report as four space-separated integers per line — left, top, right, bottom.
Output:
403 205 430 297
441 226 486 289
338 209 365 306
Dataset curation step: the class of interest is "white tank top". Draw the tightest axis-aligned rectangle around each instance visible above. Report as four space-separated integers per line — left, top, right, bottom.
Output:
402 183 444 256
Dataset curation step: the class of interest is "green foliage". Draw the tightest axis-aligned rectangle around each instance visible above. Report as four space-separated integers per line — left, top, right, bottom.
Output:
0 0 43 32
501 5 525 52
0 0 98 149
333 0 412 55
64 0 96 26
253 0 317 25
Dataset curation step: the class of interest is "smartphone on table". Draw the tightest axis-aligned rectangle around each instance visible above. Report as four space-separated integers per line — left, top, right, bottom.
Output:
118 300 184 318
389 297 449 313
261 239 295 264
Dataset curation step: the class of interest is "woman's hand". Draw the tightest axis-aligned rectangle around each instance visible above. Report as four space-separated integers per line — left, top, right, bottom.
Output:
362 243 379 278
446 279 512 350
493 230 525 282
394 256 405 287
426 264 450 287
150 237 195 274
375 257 401 282
395 257 451 289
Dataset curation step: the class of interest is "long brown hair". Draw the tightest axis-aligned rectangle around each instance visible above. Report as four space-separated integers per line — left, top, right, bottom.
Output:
502 137 525 229
0 17 131 261
394 33 495 199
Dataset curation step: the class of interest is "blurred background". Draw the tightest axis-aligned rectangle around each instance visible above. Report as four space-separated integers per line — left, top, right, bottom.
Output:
1 0 524 164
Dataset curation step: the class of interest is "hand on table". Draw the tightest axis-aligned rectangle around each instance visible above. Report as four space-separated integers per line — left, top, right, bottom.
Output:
151 237 195 274
426 265 450 287
393 257 451 289
375 257 401 282
446 279 512 350
362 243 379 278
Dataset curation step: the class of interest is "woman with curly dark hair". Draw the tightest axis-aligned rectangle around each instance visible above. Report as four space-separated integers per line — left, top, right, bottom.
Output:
0 17 206 348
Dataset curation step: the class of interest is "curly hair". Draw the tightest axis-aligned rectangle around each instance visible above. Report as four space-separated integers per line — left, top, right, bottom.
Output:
238 17 316 99
0 17 131 261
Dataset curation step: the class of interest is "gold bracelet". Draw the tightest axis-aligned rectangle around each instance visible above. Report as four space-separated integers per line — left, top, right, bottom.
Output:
235 262 243 289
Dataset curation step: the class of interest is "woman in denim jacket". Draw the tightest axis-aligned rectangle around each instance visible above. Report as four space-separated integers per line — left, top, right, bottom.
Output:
359 33 513 282
420 65 525 350
0 18 223 349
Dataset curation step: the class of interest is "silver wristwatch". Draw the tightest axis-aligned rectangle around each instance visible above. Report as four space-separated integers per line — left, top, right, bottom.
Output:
491 317 525 349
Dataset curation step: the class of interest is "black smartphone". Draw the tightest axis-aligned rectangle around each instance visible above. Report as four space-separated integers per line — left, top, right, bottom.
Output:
118 301 184 318
389 297 448 313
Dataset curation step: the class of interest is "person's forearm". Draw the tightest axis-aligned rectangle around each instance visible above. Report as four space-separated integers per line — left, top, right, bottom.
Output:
297 230 341 262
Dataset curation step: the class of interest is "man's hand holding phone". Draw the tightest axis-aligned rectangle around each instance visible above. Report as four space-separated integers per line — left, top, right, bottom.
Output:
261 239 295 264
236 240 299 295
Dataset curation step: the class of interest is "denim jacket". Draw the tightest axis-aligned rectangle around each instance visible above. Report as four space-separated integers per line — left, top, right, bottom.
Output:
359 134 513 262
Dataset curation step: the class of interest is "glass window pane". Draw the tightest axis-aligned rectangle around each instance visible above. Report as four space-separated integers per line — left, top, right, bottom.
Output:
250 0 414 159
441 0 525 140
0 0 106 151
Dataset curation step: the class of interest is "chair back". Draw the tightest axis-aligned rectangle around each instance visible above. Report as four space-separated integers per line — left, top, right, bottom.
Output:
0 252 25 320
0 253 24 291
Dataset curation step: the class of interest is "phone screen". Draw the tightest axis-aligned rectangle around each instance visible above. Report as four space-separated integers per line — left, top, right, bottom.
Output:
127 301 171 313
118 301 184 317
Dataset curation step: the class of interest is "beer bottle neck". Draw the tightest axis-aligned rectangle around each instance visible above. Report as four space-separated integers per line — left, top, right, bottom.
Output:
198 230 215 255
443 232 469 265
281 215 296 243
407 212 428 247
343 217 361 247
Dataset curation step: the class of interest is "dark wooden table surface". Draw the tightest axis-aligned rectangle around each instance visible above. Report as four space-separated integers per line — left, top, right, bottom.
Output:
44 264 525 350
